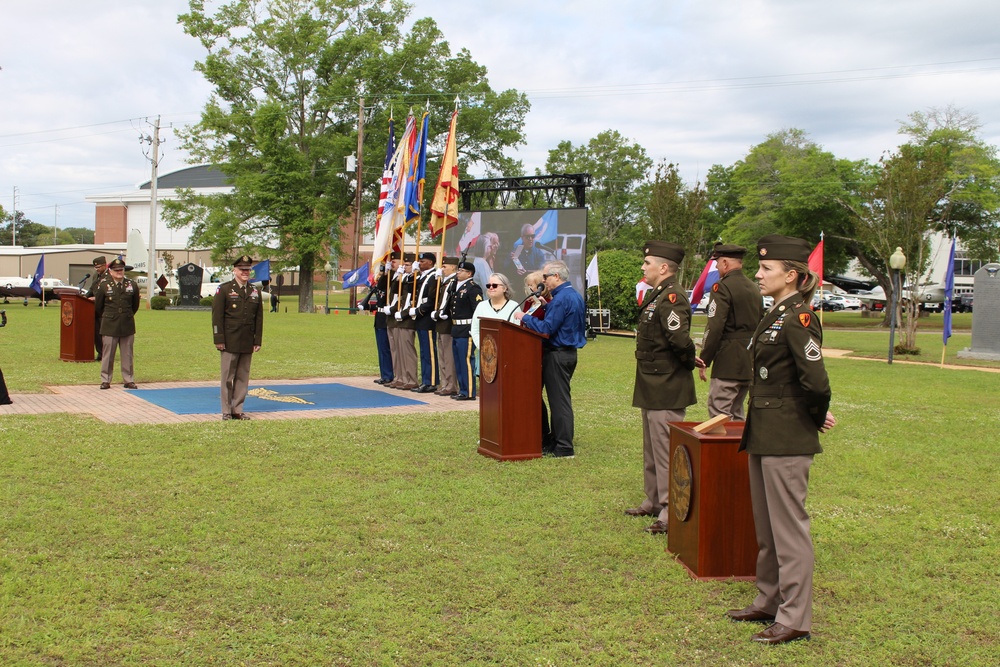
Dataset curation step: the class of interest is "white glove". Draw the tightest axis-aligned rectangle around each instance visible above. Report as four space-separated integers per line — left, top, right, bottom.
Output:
394 266 405 277
408 308 417 318
410 264 419 274
441 313 449 320
434 268 442 277
431 311 438 321
380 306 391 315
394 311 403 321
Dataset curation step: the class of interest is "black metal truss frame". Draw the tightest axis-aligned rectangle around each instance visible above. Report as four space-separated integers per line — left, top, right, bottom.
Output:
459 174 591 211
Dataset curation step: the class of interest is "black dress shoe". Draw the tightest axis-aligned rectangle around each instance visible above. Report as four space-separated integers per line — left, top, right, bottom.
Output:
99 382 111 390
410 384 428 392
374 379 385 385
453 395 475 401
544 448 574 458
624 507 656 517
751 622 810 644
644 520 668 534
417 385 437 393
727 605 776 623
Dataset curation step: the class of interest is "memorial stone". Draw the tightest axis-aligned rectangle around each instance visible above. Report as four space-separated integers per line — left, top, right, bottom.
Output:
958 263 1000 360
177 263 205 307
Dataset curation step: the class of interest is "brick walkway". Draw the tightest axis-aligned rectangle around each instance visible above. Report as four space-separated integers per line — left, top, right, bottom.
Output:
0 377 479 424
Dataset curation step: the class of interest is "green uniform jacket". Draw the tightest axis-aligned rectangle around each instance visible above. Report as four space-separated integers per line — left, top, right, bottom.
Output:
85 270 109 298
212 280 264 354
701 269 763 381
94 277 141 337
632 280 697 410
740 294 831 455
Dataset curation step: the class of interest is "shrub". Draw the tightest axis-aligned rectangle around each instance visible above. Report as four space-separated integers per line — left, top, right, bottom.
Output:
585 249 643 330
200 296 214 307
150 296 171 310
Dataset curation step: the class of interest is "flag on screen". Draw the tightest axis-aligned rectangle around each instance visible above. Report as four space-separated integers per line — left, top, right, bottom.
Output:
429 109 460 238
405 111 430 226
808 235 824 287
342 264 371 290
250 259 270 283
586 253 600 288
636 279 652 305
942 236 956 345
29 255 45 295
689 259 719 313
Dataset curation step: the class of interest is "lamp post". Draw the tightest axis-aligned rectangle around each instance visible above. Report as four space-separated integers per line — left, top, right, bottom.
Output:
324 261 332 314
888 247 907 365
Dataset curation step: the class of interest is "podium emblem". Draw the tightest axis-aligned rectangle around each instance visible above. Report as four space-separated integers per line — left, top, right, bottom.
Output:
671 444 693 522
481 333 498 383
61 299 74 327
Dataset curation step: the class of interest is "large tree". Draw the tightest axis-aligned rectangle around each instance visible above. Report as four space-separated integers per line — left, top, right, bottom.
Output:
0 213 49 247
167 0 529 311
543 130 652 252
646 161 710 287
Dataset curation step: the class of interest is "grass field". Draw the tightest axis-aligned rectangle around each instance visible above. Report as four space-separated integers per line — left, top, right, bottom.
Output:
0 303 996 665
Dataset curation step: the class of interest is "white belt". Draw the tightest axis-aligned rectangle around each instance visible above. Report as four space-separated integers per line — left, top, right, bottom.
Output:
452 319 472 325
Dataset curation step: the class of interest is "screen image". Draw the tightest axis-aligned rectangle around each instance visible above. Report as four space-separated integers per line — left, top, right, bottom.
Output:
440 208 588 296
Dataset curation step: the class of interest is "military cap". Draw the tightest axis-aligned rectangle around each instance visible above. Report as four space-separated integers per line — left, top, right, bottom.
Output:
403 252 417 262
92 256 108 267
233 255 255 267
643 240 685 264
757 235 811 263
711 243 747 259
442 256 460 266
419 252 436 263
108 258 130 271
389 251 401 260
457 261 475 275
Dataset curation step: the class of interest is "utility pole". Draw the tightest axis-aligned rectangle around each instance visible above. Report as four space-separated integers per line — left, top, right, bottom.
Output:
351 96 364 312
10 186 17 246
142 116 163 307
54 204 58 244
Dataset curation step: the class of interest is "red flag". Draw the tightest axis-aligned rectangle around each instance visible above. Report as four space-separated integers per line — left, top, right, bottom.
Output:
808 238 823 286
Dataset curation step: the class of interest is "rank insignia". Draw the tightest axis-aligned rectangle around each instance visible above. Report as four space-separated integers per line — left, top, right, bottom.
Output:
759 366 768 380
666 311 681 331
799 312 811 327
804 338 822 361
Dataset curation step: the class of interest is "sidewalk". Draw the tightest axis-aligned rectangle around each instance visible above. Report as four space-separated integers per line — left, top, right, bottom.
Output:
0 377 479 424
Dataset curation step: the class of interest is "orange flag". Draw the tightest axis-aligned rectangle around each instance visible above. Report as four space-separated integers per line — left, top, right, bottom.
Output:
429 109 460 238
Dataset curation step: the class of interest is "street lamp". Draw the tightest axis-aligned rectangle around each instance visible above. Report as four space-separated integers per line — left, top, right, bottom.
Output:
888 247 907 365
324 261 332 314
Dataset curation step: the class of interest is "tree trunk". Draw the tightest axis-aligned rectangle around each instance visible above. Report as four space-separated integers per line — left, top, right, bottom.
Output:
298 252 315 313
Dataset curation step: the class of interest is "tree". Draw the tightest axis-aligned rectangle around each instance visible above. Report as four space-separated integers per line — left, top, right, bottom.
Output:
0 212 49 247
61 227 96 244
168 0 529 311
646 161 710 287
543 130 652 251
720 129 859 276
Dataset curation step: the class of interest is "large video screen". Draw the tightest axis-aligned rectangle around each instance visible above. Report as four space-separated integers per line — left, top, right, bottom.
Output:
439 208 588 296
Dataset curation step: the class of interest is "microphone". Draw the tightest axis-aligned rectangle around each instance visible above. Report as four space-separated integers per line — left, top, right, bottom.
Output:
77 273 91 288
508 285 546 322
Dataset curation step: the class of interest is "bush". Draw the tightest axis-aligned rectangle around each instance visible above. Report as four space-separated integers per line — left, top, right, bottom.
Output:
200 297 214 307
150 296 171 310
585 249 643 330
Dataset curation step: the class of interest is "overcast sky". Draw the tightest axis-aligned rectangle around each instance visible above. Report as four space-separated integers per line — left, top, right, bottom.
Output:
2 0 999 234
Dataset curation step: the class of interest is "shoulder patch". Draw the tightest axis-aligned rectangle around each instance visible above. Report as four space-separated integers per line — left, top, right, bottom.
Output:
712 283 719 292
798 312 811 328
668 293 677 304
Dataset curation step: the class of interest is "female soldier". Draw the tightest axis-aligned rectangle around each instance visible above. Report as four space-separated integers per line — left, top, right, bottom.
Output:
727 234 836 645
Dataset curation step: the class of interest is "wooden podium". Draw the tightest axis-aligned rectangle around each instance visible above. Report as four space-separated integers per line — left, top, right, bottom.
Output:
666 421 757 580
477 319 546 461
54 289 95 362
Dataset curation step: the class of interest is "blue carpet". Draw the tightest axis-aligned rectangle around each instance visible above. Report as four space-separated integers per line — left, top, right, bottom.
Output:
129 383 425 415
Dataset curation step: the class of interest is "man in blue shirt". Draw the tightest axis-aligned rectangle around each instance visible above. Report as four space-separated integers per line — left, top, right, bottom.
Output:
513 260 587 457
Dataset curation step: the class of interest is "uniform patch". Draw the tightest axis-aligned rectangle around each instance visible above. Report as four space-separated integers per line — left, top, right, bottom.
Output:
799 312 811 327
707 300 717 318
804 338 822 361
666 310 681 331
712 283 719 292
759 366 768 380
668 293 677 304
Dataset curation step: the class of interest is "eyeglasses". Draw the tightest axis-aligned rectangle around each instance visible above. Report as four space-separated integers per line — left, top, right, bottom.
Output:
521 234 535 239
542 273 555 279
485 283 501 289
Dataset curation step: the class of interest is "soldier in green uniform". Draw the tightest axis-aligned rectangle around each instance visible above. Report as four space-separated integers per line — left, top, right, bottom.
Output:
695 243 762 420
432 257 460 396
388 252 418 390
85 255 110 360
726 234 836 645
212 255 264 420
94 257 141 389
624 241 697 534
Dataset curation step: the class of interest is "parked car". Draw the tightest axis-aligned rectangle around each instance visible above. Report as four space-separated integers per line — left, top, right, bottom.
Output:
824 294 861 310
811 295 843 311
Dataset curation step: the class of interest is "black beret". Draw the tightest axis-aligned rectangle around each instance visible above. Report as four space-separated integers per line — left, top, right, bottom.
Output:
419 252 436 263
643 240 685 264
711 243 747 259
757 235 811 263
457 261 475 275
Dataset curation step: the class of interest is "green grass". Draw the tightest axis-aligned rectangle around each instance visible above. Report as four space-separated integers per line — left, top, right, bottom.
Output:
0 305 997 665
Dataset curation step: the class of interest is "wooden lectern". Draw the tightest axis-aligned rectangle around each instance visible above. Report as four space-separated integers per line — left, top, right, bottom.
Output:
477 319 546 461
666 420 757 580
54 289 95 362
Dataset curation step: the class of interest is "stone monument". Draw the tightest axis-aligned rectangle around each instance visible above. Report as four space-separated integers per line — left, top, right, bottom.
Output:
176 263 205 307
958 263 1000 361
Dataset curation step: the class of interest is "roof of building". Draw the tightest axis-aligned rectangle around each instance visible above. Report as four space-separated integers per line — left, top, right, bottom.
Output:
138 165 230 190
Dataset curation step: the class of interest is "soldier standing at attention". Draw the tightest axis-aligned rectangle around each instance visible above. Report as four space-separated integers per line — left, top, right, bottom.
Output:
726 234 836 645
411 252 440 393
432 257 460 396
361 264 393 385
449 261 482 401
389 253 419 390
623 241 697 534
212 255 264 420
85 255 110 361
94 258 141 389
695 243 763 420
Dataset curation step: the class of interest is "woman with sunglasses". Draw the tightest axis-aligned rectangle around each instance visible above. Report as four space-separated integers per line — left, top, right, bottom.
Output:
470 273 519 350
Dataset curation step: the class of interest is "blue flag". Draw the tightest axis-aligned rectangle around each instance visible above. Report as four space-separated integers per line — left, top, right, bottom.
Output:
942 236 956 345
405 111 430 225
251 259 271 283
342 264 371 289
29 255 45 295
